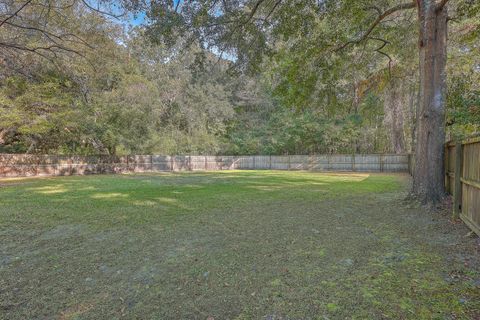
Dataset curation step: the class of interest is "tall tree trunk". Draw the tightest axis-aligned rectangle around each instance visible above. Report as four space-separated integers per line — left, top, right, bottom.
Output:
412 0 448 205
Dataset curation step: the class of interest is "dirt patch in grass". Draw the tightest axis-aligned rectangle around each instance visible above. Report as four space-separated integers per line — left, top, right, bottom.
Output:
0 171 479 319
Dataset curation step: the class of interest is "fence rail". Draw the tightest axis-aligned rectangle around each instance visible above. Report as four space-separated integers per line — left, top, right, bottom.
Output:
0 154 410 178
445 136 480 236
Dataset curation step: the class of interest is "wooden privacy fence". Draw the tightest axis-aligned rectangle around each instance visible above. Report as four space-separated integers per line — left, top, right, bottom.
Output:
445 136 480 236
0 154 410 178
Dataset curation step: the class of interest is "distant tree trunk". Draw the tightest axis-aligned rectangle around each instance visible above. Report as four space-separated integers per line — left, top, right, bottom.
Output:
352 82 361 153
386 81 406 154
408 84 418 153
412 0 448 205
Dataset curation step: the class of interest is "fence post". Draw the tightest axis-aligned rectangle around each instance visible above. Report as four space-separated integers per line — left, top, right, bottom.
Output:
352 154 356 172
269 155 272 170
380 154 384 172
288 155 291 170
453 142 463 219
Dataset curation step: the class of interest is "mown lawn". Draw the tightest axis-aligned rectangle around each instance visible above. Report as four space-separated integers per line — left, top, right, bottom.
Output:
0 171 479 319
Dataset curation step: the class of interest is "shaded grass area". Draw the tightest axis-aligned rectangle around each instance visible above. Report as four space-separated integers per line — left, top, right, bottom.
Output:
0 171 479 319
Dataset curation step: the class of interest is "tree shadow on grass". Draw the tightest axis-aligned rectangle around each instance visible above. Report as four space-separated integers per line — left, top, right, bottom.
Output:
0 172 403 228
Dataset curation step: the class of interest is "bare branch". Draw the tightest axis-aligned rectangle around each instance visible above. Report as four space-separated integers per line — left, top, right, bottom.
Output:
244 0 267 26
364 5 382 15
368 37 393 77
80 0 124 19
0 0 33 28
265 0 282 21
0 40 88 62
174 0 181 12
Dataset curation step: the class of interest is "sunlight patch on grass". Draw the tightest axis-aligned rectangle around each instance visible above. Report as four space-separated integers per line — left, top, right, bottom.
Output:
250 185 284 191
156 197 178 204
319 172 370 181
91 192 128 199
30 185 69 194
131 200 159 207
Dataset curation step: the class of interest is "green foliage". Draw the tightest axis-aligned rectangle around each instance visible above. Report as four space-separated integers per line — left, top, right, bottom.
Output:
224 108 385 155
0 74 83 153
1 0 479 155
447 75 480 139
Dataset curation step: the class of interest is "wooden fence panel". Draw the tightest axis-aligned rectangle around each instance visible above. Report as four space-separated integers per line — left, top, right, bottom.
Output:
203 156 220 170
220 156 236 170
252 156 269 169
37 155 58 176
445 136 480 236
235 156 253 169
288 155 306 170
354 155 380 172
171 156 188 171
152 155 172 171
189 156 205 170
308 155 329 170
383 155 409 172
329 155 353 171
0 153 412 177
270 156 289 170
445 144 456 194
460 138 480 235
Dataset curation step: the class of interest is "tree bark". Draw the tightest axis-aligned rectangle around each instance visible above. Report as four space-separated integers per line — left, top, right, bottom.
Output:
412 0 448 205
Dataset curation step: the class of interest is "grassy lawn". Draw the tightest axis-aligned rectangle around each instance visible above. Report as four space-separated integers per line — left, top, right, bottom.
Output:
0 171 479 319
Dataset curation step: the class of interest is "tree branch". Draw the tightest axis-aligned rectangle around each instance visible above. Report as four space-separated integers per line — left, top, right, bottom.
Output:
335 1 416 52
0 0 33 28
244 0 267 26
80 0 124 19
369 37 393 77
265 0 282 21
3 21 94 49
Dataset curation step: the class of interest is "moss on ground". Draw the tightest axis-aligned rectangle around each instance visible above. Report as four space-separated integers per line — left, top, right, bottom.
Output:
0 171 478 319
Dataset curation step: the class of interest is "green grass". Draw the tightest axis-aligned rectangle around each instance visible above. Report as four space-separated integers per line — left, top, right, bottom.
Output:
0 171 479 319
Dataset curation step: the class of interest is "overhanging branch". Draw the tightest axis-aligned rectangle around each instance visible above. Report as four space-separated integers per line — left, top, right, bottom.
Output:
335 1 416 52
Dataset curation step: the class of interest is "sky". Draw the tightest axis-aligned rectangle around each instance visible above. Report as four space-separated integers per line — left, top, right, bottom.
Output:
126 11 147 27
102 0 236 61
85 0 148 28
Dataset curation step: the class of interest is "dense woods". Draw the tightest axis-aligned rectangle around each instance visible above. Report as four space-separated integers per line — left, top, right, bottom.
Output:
0 0 479 203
